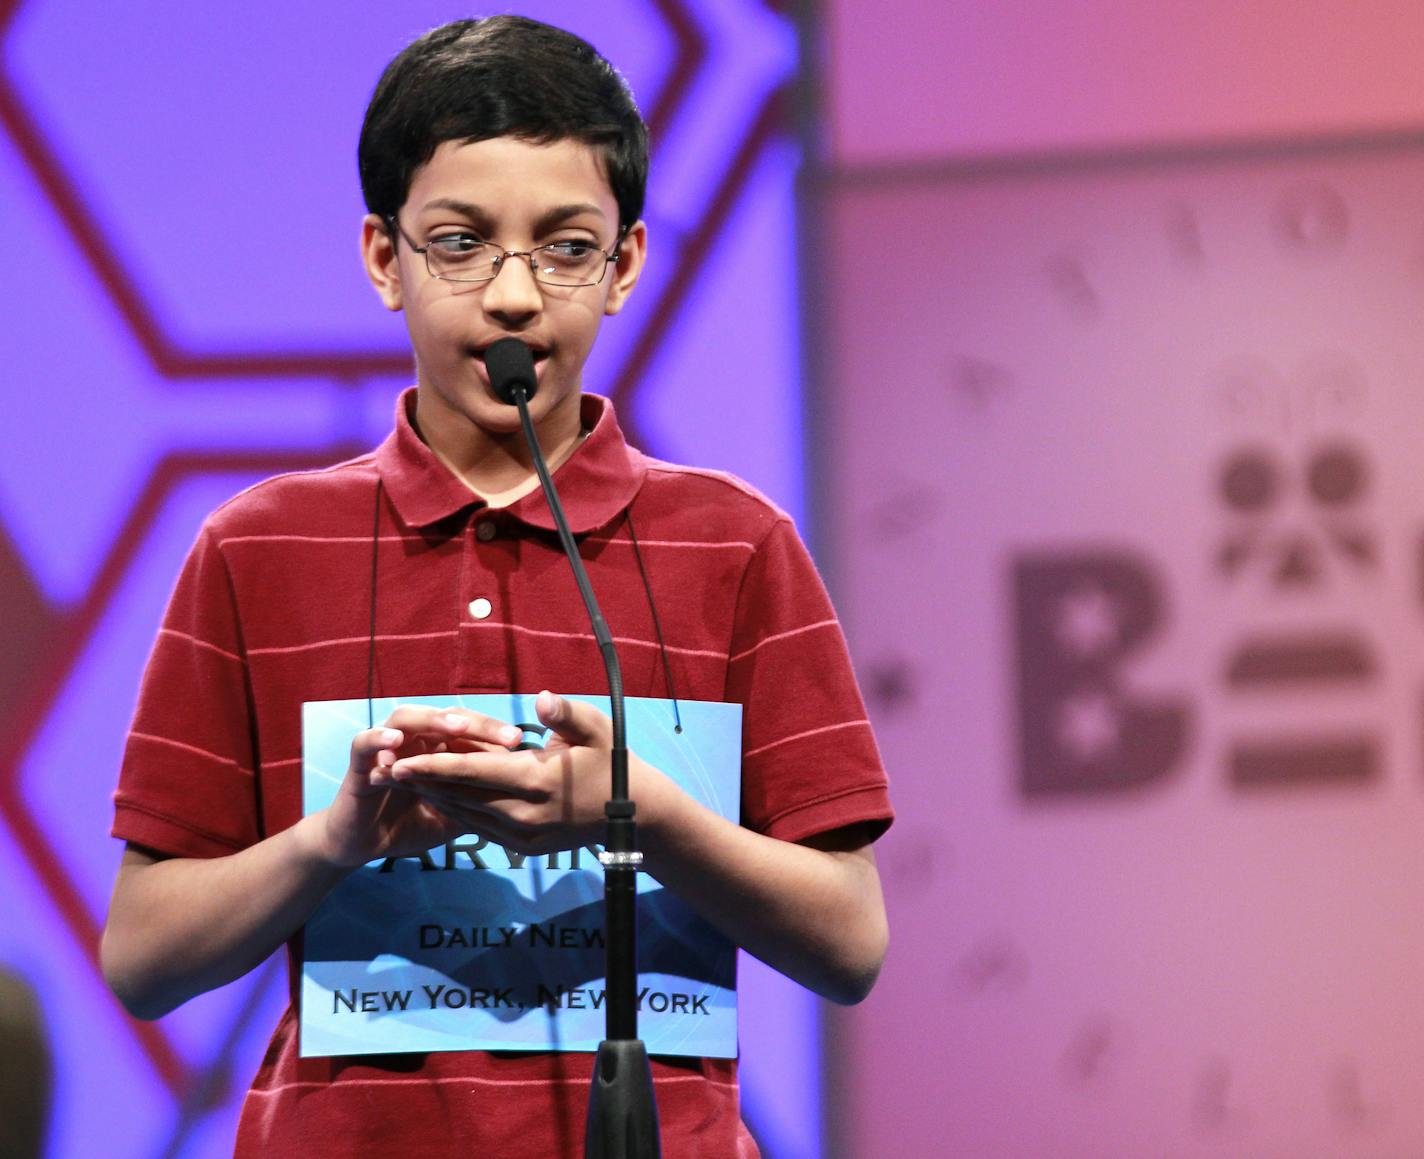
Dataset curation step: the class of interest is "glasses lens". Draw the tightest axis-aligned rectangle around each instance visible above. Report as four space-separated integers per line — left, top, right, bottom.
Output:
531 242 609 286
426 237 500 282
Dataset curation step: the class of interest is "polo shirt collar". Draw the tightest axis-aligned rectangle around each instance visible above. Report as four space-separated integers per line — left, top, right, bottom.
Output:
375 388 646 534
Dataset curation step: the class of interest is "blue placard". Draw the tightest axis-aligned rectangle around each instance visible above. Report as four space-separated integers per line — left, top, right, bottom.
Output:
299 693 742 1059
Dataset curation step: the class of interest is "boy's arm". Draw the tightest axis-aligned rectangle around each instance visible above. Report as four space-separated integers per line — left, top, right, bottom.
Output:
104 822 347 1020
102 707 520 1020
641 783 887 1006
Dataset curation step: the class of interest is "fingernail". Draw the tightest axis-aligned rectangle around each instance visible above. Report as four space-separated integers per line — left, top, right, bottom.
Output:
378 728 400 745
499 725 521 744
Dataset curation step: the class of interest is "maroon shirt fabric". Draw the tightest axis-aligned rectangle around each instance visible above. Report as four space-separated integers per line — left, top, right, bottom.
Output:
114 390 892 1157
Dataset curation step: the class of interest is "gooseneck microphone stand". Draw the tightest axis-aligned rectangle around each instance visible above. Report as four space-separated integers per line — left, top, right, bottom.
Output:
483 338 660 1159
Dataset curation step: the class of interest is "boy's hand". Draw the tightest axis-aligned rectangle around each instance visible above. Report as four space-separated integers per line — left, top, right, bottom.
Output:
385 691 669 855
316 705 524 868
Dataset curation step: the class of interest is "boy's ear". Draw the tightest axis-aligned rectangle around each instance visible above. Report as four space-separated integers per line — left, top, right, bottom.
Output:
361 214 403 312
603 220 647 317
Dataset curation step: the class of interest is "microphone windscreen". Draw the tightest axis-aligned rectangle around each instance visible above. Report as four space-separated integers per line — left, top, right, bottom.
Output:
484 338 537 404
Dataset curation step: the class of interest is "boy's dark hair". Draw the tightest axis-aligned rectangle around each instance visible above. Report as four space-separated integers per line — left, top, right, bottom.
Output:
359 16 648 230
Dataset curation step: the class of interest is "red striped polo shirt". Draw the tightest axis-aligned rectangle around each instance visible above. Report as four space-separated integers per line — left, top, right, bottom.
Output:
114 389 892 1157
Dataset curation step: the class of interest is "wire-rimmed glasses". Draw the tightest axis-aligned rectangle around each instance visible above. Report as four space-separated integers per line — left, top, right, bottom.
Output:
388 218 622 287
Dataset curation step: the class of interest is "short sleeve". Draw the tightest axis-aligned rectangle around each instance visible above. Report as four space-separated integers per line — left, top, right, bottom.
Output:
724 518 892 844
112 523 261 858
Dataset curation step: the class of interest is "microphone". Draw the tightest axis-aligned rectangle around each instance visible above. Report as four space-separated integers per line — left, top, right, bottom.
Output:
484 337 538 404
481 332 659 1156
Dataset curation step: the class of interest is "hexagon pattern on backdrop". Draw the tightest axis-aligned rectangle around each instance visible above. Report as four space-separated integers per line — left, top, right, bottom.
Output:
0 2 818 1156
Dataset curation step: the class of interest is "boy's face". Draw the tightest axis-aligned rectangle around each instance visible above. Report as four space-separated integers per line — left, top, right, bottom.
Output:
361 136 645 444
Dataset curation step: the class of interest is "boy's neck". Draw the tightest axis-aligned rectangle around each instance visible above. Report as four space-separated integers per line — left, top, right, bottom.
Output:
415 392 587 508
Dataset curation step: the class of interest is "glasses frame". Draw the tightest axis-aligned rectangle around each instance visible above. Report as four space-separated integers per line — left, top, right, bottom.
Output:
386 217 625 288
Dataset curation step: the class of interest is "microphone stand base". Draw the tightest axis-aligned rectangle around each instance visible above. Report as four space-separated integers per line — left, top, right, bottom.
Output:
584 1038 661 1159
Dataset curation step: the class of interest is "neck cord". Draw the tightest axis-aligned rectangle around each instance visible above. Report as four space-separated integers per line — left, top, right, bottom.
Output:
366 476 384 729
625 511 682 733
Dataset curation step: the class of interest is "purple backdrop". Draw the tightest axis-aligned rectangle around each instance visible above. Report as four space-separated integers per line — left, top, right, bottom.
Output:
0 3 819 1156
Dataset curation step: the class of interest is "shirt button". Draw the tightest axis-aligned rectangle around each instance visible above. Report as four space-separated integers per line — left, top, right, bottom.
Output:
475 520 497 542
468 597 493 620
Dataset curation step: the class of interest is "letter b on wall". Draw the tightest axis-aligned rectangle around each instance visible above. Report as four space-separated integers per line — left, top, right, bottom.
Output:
1014 552 1190 797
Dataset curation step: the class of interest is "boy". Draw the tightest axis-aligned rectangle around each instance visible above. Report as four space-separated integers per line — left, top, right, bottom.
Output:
102 16 891 1156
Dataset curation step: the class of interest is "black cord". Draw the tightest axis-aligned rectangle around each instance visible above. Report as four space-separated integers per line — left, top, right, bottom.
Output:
626 513 682 733
511 390 628 774
511 386 642 1046
366 477 384 730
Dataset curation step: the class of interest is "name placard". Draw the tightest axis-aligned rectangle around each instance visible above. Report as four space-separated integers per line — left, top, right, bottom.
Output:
299 693 741 1059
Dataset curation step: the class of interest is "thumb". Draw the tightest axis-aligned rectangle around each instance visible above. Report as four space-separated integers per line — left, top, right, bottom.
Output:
535 690 609 746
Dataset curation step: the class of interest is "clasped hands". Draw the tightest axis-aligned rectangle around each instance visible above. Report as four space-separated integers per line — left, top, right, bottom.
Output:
320 691 659 870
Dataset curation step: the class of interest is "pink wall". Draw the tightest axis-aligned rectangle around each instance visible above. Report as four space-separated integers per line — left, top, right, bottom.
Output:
826 2 1424 163
818 5 1424 1156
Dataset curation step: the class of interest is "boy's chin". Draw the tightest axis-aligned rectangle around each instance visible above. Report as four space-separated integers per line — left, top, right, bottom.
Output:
416 373 580 435
448 388 580 437
461 399 527 435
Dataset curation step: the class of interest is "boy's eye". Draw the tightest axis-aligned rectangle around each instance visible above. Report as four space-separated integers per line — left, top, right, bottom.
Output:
429 234 489 260
539 240 600 266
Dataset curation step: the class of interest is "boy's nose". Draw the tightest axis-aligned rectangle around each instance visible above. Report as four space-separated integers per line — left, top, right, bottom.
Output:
481 254 543 320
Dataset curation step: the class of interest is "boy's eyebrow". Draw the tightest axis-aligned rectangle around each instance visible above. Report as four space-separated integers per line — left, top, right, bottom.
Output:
419 198 492 223
416 199 609 232
533 203 610 231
